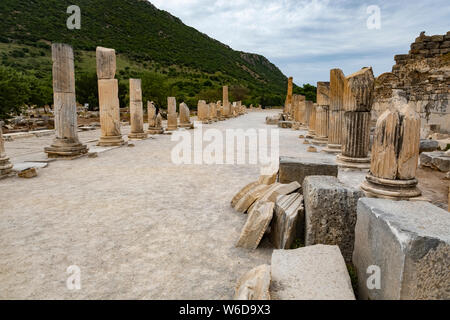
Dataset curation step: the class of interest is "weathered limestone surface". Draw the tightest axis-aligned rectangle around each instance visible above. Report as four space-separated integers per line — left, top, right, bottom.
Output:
325 69 346 153
0 125 13 179
223 86 230 118
373 32 450 132
97 79 124 146
147 102 164 134
166 97 178 131
96 47 116 79
235 184 271 213
97 46 124 146
197 100 210 123
45 43 87 157
420 151 450 172
231 181 260 208
313 82 330 145
303 176 363 262
306 102 316 138
270 245 355 300
279 156 338 188
353 198 450 300
419 139 439 153
236 201 274 250
128 79 147 140
179 102 194 129
284 77 293 115
362 91 422 199
267 181 301 202
270 193 304 249
234 265 271 300
337 67 375 169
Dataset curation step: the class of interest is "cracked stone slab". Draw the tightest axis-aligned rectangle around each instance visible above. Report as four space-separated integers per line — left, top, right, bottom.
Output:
234 265 271 300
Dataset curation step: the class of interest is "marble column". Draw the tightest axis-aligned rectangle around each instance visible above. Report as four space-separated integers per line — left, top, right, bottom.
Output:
285 77 293 116
361 90 422 199
179 102 194 129
45 43 87 158
97 47 124 146
313 82 330 146
0 125 13 179
337 67 375 169
166 97 178 132
128 79 147 140
306 101 316 138
147 101 164 134
324 69 346 154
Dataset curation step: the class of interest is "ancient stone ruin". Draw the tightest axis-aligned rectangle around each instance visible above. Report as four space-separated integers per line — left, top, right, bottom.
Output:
128 79 148 140
44 43 87 158
96 46 125 146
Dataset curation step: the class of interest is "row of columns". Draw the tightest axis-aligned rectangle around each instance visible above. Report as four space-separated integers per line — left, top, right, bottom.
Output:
293 66 421 200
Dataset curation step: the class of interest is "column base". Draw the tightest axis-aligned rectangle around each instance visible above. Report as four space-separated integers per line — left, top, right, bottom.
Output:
179 123 194 129
128 132 148 140
336 154 371 169
147 128 164 135
312 136 328 146
323 143 342 154
44 142 88 159
361 173 422 200
98 135 126 147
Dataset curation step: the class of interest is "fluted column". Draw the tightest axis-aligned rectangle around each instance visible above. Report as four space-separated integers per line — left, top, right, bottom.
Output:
324 69 346 154
361 90 422 199
0 126 13 179
337 67 375 169
313 81 330 145
45 43 87 158
166 97 178 132
128 79 147 140
97 47 125 146
306 102 316 138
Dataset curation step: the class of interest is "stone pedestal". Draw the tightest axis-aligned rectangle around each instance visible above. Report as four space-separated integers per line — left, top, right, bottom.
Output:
325 69 346 154
128 79 147 140
0 126 13 179
96 47 124 146
179 102 194 129
361 91 422 199
147 101 164 134
306 102 316 138
336 67 374 169
45 43 87 158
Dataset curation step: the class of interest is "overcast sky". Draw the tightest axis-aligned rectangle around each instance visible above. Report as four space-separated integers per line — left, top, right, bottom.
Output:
150 0 449 86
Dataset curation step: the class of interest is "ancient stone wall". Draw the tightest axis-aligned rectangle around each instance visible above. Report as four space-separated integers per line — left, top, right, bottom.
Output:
373 32 450 132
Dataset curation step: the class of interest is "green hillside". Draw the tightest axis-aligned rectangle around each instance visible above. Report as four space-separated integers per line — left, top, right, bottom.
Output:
0 0 315 117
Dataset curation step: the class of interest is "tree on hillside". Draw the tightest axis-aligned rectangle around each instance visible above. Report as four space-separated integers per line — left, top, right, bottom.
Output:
140 72 170 109
0 66 30 119
76 72 98 111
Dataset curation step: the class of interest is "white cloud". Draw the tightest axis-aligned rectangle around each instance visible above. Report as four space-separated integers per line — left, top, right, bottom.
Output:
150 0 450 85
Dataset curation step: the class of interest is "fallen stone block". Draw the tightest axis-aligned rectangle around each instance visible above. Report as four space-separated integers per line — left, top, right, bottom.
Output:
258 172 278 185
270 193 304 249
247 183 282 214
307 146 317 153
234 265 271 300
279 156 338 187
235 184 271 213
265 116 279 125
270 245 355 300
303 176 363 262
353 198 450 300
231 181 259 208
420 151 450 172
419 139 439 153
236 201 274 250
18 168 37 178
267 181 301 202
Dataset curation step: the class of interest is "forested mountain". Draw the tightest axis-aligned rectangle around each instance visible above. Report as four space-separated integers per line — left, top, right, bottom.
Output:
0 0 315 117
